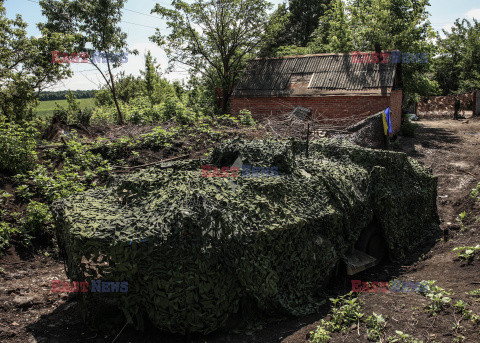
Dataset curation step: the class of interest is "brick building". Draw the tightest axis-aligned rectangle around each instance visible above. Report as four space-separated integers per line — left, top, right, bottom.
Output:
231 52 403 134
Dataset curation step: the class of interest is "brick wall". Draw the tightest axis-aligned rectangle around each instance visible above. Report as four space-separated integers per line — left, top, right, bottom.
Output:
231 94 402 134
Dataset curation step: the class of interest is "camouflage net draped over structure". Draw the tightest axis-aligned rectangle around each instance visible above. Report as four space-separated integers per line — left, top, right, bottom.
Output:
53 138 438 335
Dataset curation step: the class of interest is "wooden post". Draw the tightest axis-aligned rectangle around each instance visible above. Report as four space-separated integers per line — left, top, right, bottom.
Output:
306 124 310 158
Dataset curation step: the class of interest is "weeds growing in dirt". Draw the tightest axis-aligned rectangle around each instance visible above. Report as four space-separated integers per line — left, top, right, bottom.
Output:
386 330 423 343
309 293 364 342
452 245 480 263
366 312 387 341
470 183 480 203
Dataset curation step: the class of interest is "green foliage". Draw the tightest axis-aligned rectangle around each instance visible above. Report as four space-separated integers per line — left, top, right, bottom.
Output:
17 135 112 202
161 96 196 125
123 97 164 124
419 281 454 315
0 121 39 174
457 211 467 223
258 3 292 57
366 312 387 341
0 0 74 121
92 80 183 126
387 330 424 343
53 90 93 125
21 201 53 236
0 222 17 251
434 18 480 95
141 126 179 149
309 293 364 342
261 0 331 56
400 117 418 137
308 0 354 53
309 325 331 343
151 0 271 114
453 245 480 263
327 293 364 332
239 109 255 126
468 289 480 298
455 211 468 231
41 0 136 124
141 51 163 106
470 183 480 203
95 73 144 108
15 184 33 202
90 106 117 126
269 0 439 100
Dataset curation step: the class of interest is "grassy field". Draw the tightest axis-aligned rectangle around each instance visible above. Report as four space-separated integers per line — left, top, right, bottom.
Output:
35 98 95 118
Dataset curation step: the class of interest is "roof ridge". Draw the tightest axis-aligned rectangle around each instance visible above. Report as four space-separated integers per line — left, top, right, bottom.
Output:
252 50 401 61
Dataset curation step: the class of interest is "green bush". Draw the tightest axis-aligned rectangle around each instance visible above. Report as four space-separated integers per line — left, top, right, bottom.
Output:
70 108 93 126
16 135 112 202
22 201 53 236
90 107 117 126
0 121 38 174
400 117 417 137
239 109 255 126
0 222 17 251
141 126 179 149
124 97 164 124
161 96 196 124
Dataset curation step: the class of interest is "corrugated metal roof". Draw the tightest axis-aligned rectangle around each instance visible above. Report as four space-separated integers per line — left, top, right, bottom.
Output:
233 53 398 96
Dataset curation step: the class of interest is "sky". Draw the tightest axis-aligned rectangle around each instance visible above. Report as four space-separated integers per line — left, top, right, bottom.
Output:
4 0 480 91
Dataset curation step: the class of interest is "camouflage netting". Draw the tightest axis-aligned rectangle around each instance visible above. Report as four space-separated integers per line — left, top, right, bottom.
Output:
52 138 439 335
332 113 387 149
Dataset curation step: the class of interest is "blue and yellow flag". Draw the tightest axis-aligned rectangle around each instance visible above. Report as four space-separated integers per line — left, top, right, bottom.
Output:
381 107 392 136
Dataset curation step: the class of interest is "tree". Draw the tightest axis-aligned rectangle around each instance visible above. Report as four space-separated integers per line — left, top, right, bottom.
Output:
288 0 332 46
140 51 162 107
434 18 480 95
306 0 439 101
94 72 143 107
347 0 436 53
150 0 271 115
40 0 136 124
308 0 354 53
351 0 440 100
0 0 73 121
260 0 332 57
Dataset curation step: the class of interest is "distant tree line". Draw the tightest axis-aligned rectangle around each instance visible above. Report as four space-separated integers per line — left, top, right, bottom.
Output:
39 90 97 101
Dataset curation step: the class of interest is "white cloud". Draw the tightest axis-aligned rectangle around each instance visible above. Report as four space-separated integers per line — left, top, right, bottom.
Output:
466 9 480 20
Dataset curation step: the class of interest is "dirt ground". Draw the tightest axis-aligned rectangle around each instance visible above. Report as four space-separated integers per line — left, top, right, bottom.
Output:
1 117 480 343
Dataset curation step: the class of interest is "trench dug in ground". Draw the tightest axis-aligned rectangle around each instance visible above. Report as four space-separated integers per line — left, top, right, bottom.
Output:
1 118 480 343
